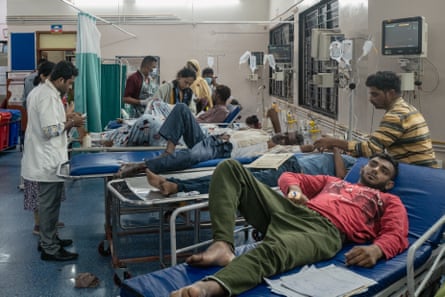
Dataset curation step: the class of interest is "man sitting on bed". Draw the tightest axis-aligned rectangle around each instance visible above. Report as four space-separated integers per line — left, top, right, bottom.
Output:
115 101 314 176
170 153 408 297
144 147 357 196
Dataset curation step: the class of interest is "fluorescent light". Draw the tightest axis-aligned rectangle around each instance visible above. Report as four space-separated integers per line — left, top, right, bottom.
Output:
73 0 122 7
72 0 240 8
192 0 240 7
134 0 240 8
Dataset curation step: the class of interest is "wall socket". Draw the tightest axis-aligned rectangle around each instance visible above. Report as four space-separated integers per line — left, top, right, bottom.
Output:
248 73 258 81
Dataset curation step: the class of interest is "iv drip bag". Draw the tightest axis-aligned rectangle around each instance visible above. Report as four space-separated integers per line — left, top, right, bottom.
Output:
239 51 251 64
264 54 276 70
329 40 343 62
249 55 257 74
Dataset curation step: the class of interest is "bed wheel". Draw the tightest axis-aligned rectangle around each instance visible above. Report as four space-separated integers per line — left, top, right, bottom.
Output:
98 241 111 256
113 271 132 287
252 229 263 241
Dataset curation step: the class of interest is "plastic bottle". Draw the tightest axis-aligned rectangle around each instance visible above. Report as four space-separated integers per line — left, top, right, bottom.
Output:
309 120 321 142
82 133 92 148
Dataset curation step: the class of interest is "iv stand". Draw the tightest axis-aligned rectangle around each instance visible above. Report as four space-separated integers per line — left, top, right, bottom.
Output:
347 82 356 141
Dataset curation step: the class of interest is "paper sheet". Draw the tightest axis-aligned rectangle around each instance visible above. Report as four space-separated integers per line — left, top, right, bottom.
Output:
265 264 376 297
245 153 294 169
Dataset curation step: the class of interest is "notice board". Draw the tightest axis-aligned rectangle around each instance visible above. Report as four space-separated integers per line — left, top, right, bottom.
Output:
10 33 35 71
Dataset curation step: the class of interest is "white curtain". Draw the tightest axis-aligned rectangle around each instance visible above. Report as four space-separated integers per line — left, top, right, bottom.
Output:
74 12 102 132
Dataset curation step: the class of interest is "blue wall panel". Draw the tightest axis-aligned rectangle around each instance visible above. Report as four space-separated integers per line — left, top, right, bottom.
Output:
10 33 35 71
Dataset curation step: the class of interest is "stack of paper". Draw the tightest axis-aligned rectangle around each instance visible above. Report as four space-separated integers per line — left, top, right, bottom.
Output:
245 153 295 170
265 264 377 297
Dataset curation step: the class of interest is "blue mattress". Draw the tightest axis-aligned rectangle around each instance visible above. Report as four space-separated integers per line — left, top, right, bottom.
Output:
69 150 258 176
120 158 445 297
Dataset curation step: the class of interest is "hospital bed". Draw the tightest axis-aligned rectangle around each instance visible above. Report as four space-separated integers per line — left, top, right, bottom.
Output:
56 149 257 277
118 158 445 297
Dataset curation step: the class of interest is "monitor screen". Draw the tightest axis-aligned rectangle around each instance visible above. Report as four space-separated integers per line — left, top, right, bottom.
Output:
382 16 425 56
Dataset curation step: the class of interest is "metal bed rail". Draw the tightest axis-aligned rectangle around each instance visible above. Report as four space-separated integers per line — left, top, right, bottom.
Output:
107 178 210 270
407 215 445 297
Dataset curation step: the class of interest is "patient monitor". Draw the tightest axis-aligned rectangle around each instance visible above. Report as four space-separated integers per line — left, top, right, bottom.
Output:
382 16 428 57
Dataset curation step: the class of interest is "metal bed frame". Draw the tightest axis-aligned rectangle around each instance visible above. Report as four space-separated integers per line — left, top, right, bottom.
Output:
58 158 220 284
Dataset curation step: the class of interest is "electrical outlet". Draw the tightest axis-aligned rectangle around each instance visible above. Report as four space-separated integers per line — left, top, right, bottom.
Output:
248 73 258 81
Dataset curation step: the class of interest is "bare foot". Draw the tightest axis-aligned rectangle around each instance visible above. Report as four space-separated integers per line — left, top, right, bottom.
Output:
145 169 179 196
159 181 179 196
186 241 234 267
145 169 166 188
114 162 145 178
170 280 226 297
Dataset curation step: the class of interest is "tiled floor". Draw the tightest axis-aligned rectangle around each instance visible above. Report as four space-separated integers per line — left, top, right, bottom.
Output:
0 148 210 297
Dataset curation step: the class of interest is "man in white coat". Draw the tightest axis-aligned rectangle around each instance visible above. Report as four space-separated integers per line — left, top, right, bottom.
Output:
21 61 84 261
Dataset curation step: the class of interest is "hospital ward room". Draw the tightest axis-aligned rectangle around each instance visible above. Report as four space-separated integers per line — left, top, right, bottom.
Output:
2 0 445 296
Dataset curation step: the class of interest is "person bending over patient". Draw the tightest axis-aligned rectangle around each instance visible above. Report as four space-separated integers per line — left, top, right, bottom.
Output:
145 147 356 196
123 56 158 118
169 153 408 297
153 67 197 114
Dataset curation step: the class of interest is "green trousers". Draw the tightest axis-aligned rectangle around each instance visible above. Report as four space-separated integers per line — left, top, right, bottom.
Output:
208 159 343 296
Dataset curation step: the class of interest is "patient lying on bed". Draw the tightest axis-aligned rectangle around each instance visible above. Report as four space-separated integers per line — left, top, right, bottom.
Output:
115 103 314 177
169 153 408 297
103 85 234 148
145 147 357 196
99 98 171 147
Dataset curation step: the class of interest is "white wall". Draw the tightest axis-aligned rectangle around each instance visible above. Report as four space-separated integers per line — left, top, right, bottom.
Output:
0 0 6 40
6 0 271 120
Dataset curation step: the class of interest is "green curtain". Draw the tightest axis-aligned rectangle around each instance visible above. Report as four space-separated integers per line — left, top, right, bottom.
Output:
74 12 102 132
100 64 127 126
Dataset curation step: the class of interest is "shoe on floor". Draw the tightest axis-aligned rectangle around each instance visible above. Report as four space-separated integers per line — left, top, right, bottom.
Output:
38 237 73 252
41 247 78 261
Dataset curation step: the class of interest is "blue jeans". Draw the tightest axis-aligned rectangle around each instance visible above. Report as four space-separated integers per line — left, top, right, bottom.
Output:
167 153 357 194
169 156 301 193
145 103 232 173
